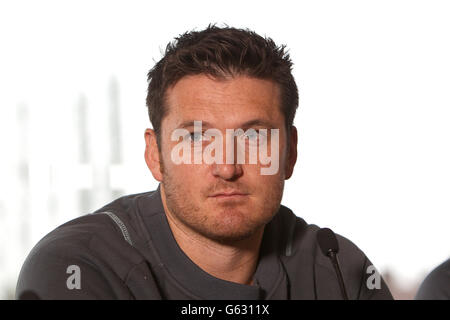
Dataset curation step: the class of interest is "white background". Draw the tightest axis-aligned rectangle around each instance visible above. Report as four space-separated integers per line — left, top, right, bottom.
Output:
0 0 449 298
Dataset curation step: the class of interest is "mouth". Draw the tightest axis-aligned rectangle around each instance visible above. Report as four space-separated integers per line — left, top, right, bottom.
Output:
209 191 249 200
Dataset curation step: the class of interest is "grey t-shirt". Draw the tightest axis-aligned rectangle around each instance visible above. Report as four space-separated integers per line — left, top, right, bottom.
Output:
16 185 393 300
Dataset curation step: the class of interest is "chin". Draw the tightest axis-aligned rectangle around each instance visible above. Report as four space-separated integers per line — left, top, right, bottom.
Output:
201 216 265 243
203 228 259 244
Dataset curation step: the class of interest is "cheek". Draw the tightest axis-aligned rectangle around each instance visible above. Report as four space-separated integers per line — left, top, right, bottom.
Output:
256 176 285 209
244 166 284 193
162 157 207 187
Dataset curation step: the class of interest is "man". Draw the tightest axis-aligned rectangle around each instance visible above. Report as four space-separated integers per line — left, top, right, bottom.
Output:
16 26 393 299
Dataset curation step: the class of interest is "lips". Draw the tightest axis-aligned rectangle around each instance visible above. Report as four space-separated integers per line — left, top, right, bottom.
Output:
209 191 249 198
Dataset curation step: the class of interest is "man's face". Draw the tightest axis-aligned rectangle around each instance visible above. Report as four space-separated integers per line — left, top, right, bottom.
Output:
146 74 297 243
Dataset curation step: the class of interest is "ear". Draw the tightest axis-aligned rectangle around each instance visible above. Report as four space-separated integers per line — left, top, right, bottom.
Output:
284 126 298 180
144 128 163 182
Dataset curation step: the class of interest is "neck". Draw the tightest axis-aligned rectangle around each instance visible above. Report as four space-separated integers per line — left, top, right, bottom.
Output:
160 187 264 285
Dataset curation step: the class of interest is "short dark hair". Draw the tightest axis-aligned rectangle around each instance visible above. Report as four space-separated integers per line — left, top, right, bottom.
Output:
146 25 298 146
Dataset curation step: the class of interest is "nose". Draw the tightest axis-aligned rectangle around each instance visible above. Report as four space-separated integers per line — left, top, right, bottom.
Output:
212 163 243 180
210 132 244 180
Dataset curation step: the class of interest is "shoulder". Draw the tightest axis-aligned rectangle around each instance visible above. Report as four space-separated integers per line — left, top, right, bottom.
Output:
416 258 450 300
22 213 118 263
273 205 366 260
15 192 157 300
274 205 393 299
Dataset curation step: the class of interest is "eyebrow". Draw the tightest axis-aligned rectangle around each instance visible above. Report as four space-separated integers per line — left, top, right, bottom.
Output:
177 120 213 129
240 119 277 129
177 119 277 130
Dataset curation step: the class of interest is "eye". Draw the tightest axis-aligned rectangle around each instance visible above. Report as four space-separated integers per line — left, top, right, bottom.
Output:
187 131 205 142
244 130 259 141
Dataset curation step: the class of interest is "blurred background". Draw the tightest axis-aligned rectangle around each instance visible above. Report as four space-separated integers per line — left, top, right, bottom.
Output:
1 0 449 299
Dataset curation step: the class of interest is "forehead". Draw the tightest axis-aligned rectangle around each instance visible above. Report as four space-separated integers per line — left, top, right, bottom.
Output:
163 74 283 128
